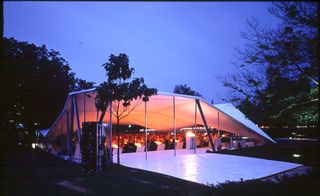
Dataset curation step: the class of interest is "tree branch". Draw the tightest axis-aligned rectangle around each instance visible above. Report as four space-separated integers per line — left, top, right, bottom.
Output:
293 63 319 85
119 99 143 121
272 98 318 118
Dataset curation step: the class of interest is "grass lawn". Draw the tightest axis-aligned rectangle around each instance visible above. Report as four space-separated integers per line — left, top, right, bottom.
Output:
0 148 212 195
213 139 320 167
211 139 320 195
212 169 320 196
1 139 319 195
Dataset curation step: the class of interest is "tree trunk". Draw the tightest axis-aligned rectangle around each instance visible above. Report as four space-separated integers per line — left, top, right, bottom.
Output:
117 118 120 165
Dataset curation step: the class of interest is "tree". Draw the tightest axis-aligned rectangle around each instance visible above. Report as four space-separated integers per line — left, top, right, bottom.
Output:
73 78 95 91
219 2 318 127
173 84 202 97
95 53 157 165
0 37 94 146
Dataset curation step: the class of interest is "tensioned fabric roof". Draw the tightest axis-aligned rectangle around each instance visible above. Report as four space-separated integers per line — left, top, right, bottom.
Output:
214 103 275 143
47 88 275 143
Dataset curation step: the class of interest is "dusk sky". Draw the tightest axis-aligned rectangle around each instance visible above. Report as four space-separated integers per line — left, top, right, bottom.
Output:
4 2 280 103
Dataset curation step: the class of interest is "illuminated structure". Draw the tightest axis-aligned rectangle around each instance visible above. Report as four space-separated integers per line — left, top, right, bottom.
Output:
46 88 275 160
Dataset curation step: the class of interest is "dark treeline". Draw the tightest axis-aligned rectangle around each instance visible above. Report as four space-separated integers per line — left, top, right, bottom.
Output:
173 84 202 98
219 2 318 129
0 37 94 143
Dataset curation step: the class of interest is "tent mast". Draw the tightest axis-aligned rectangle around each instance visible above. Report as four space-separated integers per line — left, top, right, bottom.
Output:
66 111 71 159
109 101 113 165
194 100 197 154
218 111 220 137
145 100 148 160
196 100 214 151
83 93 86 122
173 96 176 157
72 95 81 140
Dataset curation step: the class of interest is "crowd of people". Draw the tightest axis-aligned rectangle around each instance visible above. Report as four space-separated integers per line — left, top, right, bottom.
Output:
47 128 258 156
109 131 224 153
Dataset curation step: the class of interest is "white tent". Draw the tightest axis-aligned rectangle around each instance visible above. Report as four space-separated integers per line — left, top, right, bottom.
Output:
213 103 275 143
46 89 275 157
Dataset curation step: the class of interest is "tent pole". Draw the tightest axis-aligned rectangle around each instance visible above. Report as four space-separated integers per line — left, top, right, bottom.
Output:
145 101 148 160
195 100 214 151
218 112 220 137
66 111 71 159
109 101 113 165
73 95 81 140
194 100 197 154
173 96 176 157
70 97 75 159
83 93 86 122
71 97 74 135
96 110 98 121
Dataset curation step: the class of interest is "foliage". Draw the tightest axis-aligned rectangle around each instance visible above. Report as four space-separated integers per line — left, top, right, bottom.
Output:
73 78 95 91
95 53 158 119
212 169 320 196
95 53 157 164
219 2 318 127
173 84 202 97
0 37 94 132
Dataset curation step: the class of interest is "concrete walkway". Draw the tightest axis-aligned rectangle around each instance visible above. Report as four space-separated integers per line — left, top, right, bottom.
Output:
114 148 301 185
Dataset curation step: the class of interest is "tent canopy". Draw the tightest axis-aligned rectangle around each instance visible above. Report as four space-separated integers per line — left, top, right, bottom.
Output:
47 88 275 143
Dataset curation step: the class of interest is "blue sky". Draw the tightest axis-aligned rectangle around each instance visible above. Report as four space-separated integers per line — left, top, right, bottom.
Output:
4 2 279 103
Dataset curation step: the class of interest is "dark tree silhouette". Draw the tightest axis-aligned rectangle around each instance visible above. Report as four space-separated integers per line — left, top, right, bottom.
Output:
95 53 157 165
73 78 95 91
173 84 202 97
219 2 318 127
1 37 94 146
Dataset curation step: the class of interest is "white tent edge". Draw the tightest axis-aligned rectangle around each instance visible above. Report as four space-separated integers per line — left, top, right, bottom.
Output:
213 103 276 143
